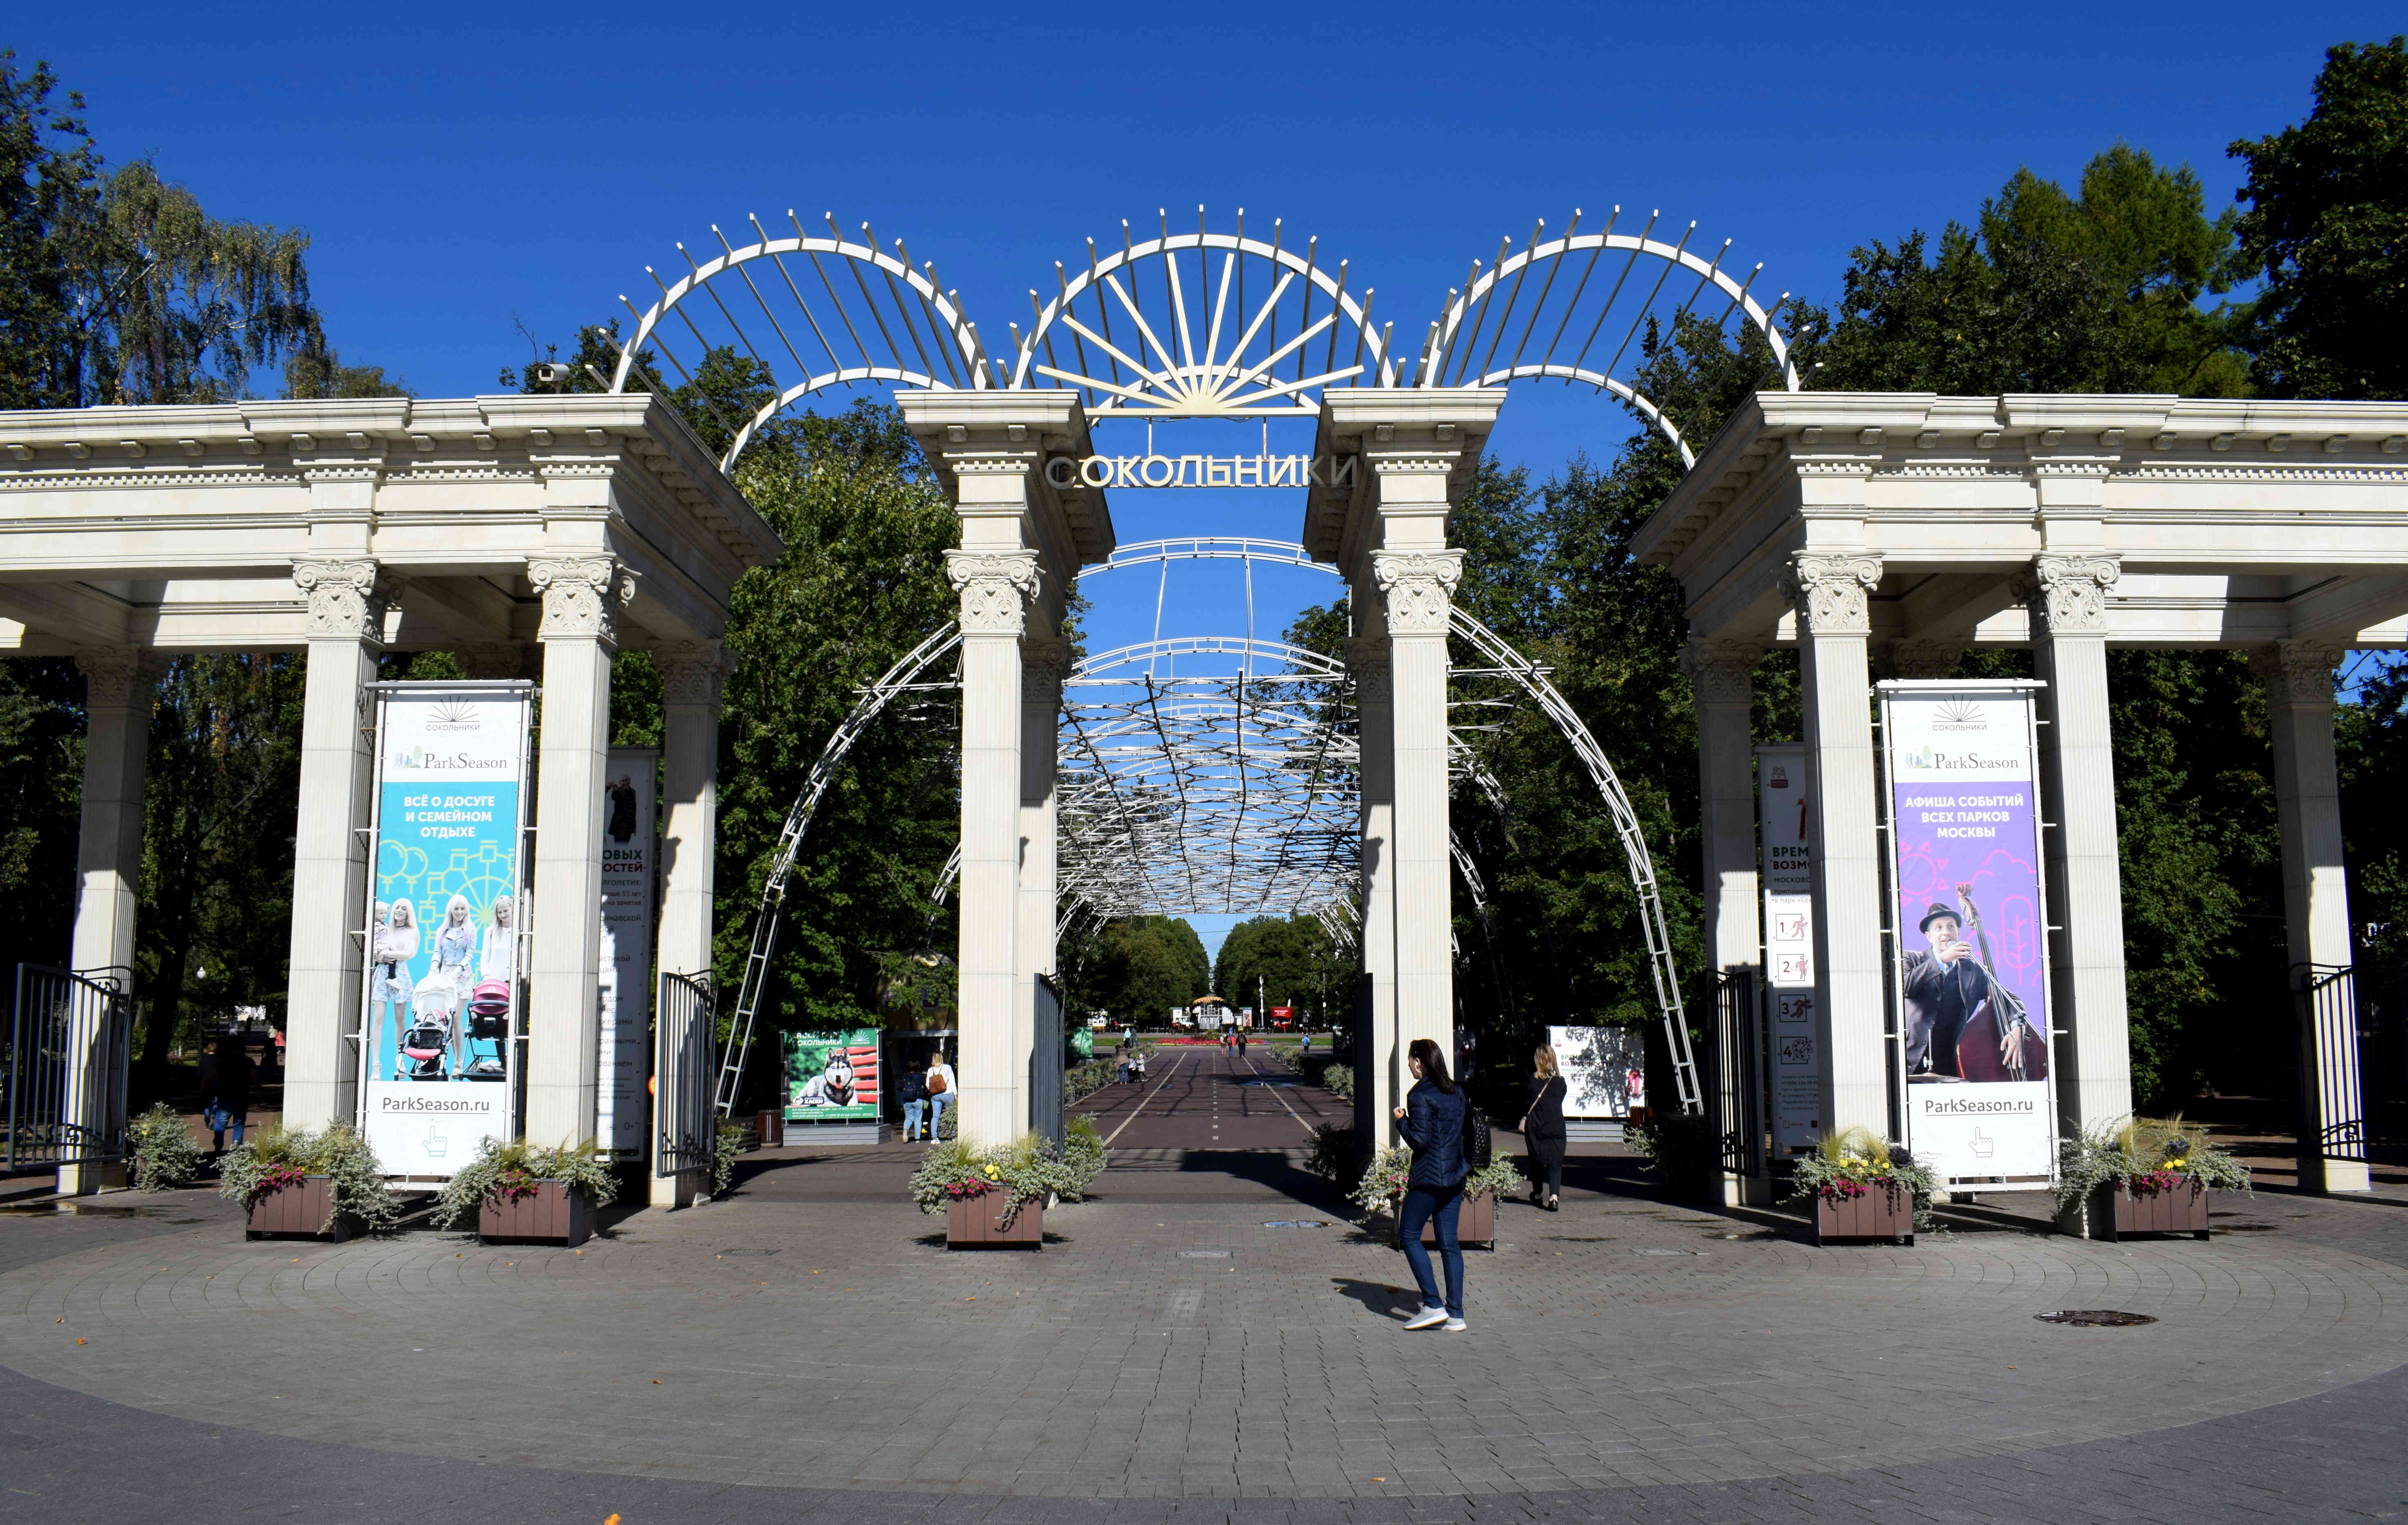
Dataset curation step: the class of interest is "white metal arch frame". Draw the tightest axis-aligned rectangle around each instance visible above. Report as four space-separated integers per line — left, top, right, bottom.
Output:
609 205 1797 473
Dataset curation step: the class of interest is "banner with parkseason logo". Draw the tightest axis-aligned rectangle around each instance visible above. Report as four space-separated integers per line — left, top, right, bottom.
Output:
1878 682 2058 1189
356 684 531 1176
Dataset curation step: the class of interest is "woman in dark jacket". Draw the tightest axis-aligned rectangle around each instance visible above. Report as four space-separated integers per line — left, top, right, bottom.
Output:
1391 1037 1469 1331
1521 1044 1568 1211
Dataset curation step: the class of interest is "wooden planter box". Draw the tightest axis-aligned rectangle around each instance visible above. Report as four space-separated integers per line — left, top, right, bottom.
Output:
947 1188 1041 1248
1415 1189 1497 1248
478 1181 592 1247
2087 1178 2209 1241
246 1175 352 1242
1813 1179 1914 1246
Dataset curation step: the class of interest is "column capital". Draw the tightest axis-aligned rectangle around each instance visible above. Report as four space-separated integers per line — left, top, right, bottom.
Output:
1681 639 1763 704
1878 638 1964 681
1020 637 1069 702
291 556 390 643
945 549 1042 636
72 647 166 709
656 640 731 707
527 555 636 647
1371 549 1462 635
2251 640 2346 708
2018 553 2120 635
1347 636 1393 705
1779 552 1882 637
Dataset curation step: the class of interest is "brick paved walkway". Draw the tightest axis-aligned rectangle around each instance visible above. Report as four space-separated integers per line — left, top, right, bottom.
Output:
5 1057 2408 1521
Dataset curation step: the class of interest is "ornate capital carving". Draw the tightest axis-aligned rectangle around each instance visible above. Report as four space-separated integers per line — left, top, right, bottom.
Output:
1371 550 1462 635
1346 637 1392 706
527 555 635 646
2019 553 2120 635
945 550 1042 637
2251 640 2346 708
73 648 164 709
1680 640 1763 705
1778 553 1882 637
1879 638 1964 681
291 557 389 643
1021 638 1069 704
656 641 730 707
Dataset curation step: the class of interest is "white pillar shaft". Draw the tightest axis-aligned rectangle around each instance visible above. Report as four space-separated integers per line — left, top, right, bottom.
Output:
656 685 720 981
1800 629 1885 1136
2260 642 2368 1192
1691 647 1761 1201
957 627 1024 1146
526 632 612 1149
1018 656 1062 1143
2033 631 2132 1136
1389 625 1453 1082
281 637 378 1131
70 662 152 978
1354 653 1399 1141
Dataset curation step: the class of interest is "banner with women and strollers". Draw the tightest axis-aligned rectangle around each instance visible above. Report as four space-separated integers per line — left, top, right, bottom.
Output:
357 685 530 1176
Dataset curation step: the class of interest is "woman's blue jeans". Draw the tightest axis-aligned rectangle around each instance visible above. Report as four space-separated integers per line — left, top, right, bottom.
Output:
902 1100 927 1139
1397 1183 1465 1318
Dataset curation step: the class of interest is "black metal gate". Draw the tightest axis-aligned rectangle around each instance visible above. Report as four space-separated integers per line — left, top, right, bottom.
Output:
656 970 717 1177
1712 968 1765 1178
6 965 133 1172
2323 958 2408 1166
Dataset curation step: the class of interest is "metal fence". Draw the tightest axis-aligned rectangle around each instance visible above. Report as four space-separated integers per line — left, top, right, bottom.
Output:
5 965 133 1171
1711 968 1765 1178
656 970 717 1178
2320 959 2408 1167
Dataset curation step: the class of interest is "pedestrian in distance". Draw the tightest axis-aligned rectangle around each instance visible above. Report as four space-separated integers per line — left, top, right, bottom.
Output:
897 1065 929 1142
1521 1044 1567 1211
1392 1036 1470 1331
925 1053 957 1136
1237 1031 1248 1058
203 1038 255 1155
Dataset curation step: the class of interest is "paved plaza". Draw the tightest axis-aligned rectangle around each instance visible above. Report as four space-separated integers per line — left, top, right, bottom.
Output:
4 1050 2408 1523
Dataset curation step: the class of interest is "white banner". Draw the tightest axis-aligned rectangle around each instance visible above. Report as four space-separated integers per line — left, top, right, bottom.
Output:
596 750 656 1155
1549 1026 1644 1120
1880 682 2057 1188
357 686 529 1177
1757 744 1822 1150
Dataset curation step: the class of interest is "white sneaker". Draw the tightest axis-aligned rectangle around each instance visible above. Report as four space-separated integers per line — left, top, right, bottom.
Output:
1404 1307 1448 1330
1444 1318 1468 1332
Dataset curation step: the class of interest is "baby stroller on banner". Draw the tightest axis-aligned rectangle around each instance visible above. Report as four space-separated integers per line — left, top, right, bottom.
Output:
461 979 511 1081
398 988 456 1080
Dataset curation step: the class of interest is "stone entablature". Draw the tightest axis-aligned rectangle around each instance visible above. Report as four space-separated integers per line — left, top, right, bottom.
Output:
0 394 781 654
1632 392 2408 650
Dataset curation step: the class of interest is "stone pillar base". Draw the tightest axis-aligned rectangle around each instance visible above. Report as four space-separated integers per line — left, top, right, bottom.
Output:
648 1168 703 1210
2303 1156 2373 1194
56 1161 128 1196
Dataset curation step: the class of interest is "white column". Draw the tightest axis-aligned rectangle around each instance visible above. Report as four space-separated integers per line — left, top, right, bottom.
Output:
1351 634 1399 1142
281 560 386 1134
1018 639 1065 1143
948 546 1039 1147
1781 553 1887 1139
524 555 627 1149
2027 555 2134 1142
651 641 724 1206
1687 639 1763 1201
2256 639 2369 1193
61 649 157 1193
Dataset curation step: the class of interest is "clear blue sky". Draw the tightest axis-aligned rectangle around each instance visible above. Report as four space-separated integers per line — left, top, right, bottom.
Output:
14 2 2394 960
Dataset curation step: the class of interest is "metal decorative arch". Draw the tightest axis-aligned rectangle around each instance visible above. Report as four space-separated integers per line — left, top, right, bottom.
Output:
609 205 1797 474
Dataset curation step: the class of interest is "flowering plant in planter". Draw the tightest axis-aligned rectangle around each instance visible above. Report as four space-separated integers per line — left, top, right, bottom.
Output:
1787 1127 1939 1228
128 1102 202 1191
432 1138 618 1230
2051 1116 2249 1218
1346 1147 1524 1219
908 1131 1102 1229
219 1125 402 1235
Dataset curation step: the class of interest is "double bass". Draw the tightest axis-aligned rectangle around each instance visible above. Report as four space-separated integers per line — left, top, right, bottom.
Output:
1952 882 2048 1082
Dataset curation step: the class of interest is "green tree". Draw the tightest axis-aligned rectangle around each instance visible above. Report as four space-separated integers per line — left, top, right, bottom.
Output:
0 53 101 409
1065 915 1209 1023
1211 913 1350 1023
2229 36 2408 399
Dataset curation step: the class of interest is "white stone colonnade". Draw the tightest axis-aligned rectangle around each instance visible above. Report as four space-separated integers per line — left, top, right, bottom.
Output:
0 396 780 1195
1638 393 2408 1198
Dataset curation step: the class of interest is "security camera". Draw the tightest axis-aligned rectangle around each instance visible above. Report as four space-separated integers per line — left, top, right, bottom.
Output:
532 363 568 385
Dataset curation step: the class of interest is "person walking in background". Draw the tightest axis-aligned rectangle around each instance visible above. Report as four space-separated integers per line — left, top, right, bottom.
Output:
1236 1030 1249 1059
1521 1044 1567 1211
925 1053 957 1136
897 1064 929 1142
1392 1036 1470 1332
203 1038 254 1155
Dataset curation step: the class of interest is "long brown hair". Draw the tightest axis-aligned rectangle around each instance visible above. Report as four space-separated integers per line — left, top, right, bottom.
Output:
1532 1044 1559 1079
1408 1037 1457 1094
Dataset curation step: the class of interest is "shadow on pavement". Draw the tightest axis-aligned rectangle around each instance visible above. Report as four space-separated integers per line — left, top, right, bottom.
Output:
1329 1277 1415 1320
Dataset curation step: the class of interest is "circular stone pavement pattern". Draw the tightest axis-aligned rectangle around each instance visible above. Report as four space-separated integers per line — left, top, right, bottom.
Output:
4 1185 2406 1500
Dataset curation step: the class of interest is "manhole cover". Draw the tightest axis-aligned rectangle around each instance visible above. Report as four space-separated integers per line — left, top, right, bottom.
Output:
1262 1220 1328 1228
1631 1247 1703 1257
2035 1309 2157 1327
719 1248 779 1257
1177 1250 1231 1259
1548 1235 1612 1242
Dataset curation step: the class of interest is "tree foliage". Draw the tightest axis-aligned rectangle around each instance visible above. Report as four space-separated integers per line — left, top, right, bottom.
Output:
1062 915 1210 1023
1211 914 1349 1022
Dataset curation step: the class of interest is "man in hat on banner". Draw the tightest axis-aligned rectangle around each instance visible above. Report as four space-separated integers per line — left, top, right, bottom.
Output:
1902 902 1992 1078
